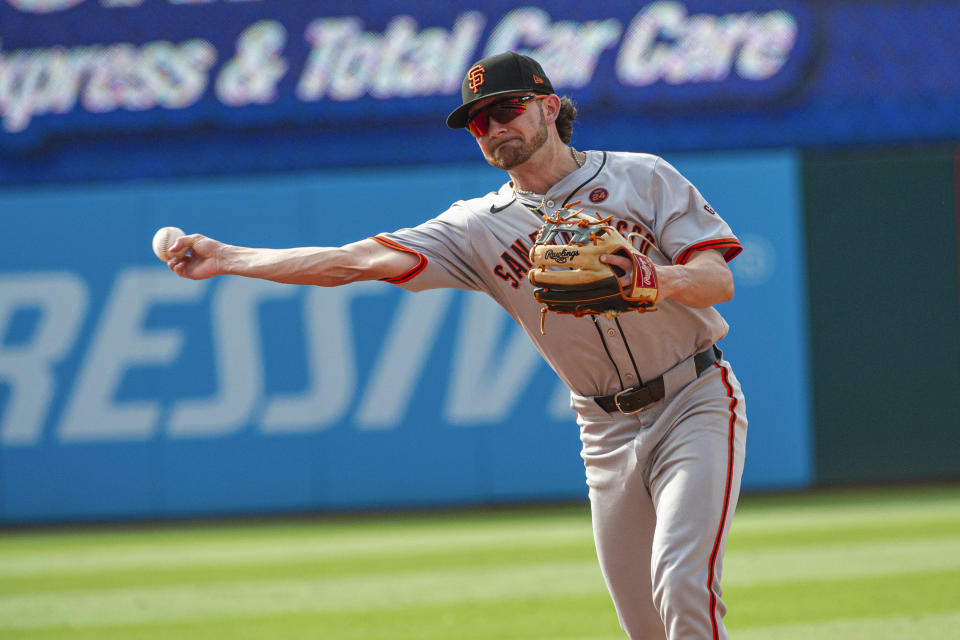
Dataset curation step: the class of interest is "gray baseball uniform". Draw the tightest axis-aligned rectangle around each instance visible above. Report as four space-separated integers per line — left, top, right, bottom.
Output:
376 150 747 640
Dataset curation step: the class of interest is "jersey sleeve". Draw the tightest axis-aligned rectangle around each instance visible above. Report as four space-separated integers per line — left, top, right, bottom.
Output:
650 158 743 265
373 205 486 292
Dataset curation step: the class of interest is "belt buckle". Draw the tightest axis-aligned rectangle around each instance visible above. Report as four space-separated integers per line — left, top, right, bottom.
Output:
613 388 646 415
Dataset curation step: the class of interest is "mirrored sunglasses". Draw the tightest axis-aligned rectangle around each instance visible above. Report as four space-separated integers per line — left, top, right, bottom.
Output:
466 95 547 138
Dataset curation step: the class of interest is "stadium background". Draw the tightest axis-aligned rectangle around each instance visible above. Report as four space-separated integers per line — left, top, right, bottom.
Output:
1 0 958 524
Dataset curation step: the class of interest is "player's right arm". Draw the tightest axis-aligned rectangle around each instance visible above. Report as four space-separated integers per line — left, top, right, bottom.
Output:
166 234 419 286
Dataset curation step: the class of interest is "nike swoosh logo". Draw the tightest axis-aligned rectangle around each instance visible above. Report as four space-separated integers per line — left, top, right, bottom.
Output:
490 198 516 213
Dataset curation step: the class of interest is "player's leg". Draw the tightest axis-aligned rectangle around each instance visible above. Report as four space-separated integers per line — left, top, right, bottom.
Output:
575 401 668 640
646 362 747 640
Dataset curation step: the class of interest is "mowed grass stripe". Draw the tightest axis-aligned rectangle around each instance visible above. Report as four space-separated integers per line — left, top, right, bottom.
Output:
724 537 960 586
729 487 960 548
0 560 608 630
725 569 960 627
0 505 591 552
4 594 626 640
732 611 960 640
560 611 960 640
1 541 600 596
728 512 960 549
0 516 594 576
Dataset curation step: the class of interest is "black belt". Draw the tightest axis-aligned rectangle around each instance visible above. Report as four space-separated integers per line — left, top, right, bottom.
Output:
594 345 721 414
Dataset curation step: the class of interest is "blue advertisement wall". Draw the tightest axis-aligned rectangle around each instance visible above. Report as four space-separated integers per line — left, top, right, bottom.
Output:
0 149 809 522
3 0 960 183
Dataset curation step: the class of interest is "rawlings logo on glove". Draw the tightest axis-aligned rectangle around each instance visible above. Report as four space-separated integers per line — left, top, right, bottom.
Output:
528 203 658 333
543 247 580 263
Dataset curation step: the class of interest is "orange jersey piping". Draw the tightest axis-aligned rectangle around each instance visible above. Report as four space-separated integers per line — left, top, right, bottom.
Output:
372 235 428 284
676 238 743 265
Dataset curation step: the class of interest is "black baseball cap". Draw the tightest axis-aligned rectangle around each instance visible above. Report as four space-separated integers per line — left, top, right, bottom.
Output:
446 51 555 129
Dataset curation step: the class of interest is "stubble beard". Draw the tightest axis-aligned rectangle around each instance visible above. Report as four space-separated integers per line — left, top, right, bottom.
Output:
487 113 549 171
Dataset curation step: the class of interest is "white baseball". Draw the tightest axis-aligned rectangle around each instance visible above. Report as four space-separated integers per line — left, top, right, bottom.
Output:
152 226 186 262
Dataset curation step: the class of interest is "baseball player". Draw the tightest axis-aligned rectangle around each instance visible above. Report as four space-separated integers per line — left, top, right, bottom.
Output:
167 51 747 640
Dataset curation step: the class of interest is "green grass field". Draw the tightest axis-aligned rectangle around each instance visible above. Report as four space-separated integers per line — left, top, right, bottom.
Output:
2 484 959 639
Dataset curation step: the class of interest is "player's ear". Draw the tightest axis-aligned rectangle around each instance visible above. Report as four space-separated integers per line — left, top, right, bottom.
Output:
542 94 562 125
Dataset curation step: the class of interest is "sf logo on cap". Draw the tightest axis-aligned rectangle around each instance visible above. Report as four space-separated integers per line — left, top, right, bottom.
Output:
467 64 485 93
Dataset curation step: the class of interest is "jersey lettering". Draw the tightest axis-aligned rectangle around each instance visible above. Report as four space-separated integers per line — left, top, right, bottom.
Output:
491 236 537 288
499 250 529 282
493 264 520 289
508 238 533 268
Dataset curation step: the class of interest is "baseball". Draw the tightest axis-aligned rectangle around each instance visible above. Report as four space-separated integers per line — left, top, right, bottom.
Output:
152 226 186 262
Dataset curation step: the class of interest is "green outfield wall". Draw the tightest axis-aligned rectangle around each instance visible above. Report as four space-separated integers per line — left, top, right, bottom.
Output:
802 146 960 485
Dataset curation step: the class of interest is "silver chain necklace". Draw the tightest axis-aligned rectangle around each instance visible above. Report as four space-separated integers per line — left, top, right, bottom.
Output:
514 186 540 197
571 146 584 168
514 147 584 198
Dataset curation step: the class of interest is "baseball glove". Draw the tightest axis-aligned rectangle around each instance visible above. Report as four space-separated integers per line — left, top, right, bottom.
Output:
528 204 658 333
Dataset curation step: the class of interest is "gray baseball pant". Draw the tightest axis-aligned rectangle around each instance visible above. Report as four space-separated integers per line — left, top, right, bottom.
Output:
571 355 748 640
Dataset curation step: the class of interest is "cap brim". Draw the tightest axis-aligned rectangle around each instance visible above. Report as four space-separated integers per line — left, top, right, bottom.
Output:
445 89 540 129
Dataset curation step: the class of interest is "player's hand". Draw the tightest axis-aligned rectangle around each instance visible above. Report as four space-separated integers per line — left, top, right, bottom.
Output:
599 253 635 288
167 234 225 280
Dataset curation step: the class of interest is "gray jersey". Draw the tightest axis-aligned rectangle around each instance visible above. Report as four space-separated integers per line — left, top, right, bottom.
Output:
376 151 741 397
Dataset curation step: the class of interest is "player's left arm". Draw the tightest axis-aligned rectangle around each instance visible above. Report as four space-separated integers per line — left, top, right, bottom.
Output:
655 248 733 307
601 248 733 307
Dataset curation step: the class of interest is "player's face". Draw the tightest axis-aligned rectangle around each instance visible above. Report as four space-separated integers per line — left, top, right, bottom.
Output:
469 94 550 170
